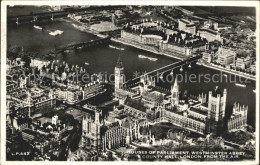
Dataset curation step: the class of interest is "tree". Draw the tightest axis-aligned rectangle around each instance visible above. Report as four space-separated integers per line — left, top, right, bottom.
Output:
69 132 81 152
128 154 138 161
107 151 114 161
21 55 31 68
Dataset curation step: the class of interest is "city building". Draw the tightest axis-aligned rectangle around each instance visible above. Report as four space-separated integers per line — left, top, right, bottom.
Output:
30 58 48 69
21 129 38 142
83 82 104 99
178 19 196 35
198 28 222 42
82 109 101 151
206 86 227 134
203 20 218 30
215 24 232 31
250 63 256 73
114 55 128 99
202 51 214 63
111 59 240 136
217 46 236 66
227 102 248 132
34 89 56 113
121 20 206 56
12 117 30 130
114 10 124 18
235 56 251 70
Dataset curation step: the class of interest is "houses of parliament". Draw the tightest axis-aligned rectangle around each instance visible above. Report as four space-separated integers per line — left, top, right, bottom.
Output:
81 56 248 151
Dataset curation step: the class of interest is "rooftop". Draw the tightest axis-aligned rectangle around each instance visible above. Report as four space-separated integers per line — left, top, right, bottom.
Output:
115 115 128 120
189 107 207 116
124 97 147 113
179 18 194 25
188 115 205 123
198 28 218 35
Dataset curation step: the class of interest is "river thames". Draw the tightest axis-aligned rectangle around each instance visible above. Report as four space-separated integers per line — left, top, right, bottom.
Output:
7 18 256 127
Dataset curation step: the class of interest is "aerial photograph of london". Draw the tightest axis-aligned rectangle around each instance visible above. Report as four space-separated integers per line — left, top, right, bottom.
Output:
4 4 257 162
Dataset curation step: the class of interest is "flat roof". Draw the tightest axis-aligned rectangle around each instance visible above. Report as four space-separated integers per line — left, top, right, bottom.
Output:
141 34 163 40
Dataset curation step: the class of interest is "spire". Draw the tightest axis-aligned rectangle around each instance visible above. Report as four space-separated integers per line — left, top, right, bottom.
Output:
174 76 178 87
171 76 178 90
115 55 123 68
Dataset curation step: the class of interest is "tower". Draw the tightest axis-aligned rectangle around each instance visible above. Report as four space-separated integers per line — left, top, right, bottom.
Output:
207 86 227 134
82 109 101 151
171 77 179 106
205 42 209 50
114 55 125 91
52 115 58 125
232 102 248 128
27 91 31 118
48 89 56 107
94 110 101 150
126 128 130 145
112 14 116 24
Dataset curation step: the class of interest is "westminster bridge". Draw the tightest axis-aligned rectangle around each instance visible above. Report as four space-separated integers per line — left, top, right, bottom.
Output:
125 54 202 86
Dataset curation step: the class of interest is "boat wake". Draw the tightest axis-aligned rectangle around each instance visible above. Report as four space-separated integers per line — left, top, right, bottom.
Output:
49 30 64 36
235 83 246 88
109 45 125 51
33 25 43 30
138 54 157 61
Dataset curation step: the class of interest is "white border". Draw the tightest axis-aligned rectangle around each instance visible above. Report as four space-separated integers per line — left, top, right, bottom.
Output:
1 1 259 165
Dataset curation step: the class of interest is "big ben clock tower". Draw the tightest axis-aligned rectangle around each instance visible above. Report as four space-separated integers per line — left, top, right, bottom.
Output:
114 55 125 91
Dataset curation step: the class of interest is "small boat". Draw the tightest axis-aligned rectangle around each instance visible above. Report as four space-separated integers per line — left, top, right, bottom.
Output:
148 57 158 61
109 45 116 49
138 55 157 61
109 45 125 51
138 55 146 59
115 47 125 51
180 66 183 72
33 25 43 30
49 30 64 36
77 46 83 50
49 32 56 36
235 83 246 88
64 50 70 53
85 62 90 65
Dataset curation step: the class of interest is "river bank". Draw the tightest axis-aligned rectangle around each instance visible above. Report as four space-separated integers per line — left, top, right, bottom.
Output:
112 37 256 81
111 38 183 61
198 61 256 81
66 17 186 61
66 17 256 82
